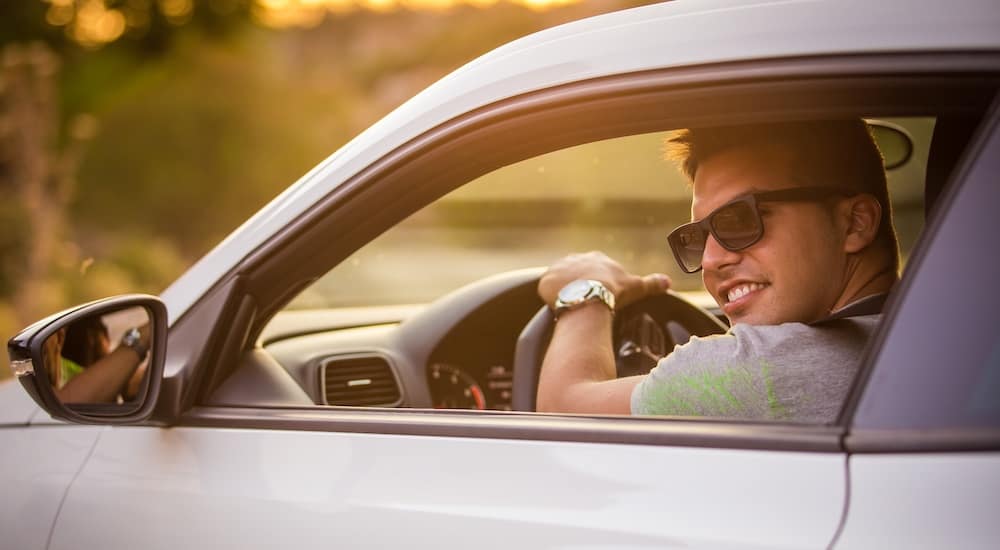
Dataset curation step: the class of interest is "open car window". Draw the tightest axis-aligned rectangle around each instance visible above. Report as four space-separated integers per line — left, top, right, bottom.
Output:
285 117 931 312
255 117 933 419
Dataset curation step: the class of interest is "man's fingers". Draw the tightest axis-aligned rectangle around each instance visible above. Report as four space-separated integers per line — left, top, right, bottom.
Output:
618 273 671 307
539 252 670 308
642 273 672 294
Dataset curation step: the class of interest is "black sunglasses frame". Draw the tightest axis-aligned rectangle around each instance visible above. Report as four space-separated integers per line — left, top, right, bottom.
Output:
667 186 852 273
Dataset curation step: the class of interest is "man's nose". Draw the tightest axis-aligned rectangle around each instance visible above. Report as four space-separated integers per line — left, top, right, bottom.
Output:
701 233 742 272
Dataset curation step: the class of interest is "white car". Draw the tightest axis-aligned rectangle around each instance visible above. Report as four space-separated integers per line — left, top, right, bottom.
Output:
4 0 1000 548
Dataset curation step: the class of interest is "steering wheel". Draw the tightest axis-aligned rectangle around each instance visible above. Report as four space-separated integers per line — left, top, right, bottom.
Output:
510 291 728 411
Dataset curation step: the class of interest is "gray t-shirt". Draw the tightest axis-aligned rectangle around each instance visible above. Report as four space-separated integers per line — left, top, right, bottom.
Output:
630 315 880 423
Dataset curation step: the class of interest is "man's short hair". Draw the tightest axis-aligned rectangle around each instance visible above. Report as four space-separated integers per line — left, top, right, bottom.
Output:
665 119 899 271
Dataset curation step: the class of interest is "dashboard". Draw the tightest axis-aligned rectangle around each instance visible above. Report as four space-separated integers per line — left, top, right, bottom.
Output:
423 277 540 411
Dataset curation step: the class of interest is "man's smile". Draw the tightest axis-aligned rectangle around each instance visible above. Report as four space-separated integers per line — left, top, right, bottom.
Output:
716 280 770 316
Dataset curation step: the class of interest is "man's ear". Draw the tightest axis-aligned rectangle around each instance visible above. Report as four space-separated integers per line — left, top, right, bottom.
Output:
843 194 882 253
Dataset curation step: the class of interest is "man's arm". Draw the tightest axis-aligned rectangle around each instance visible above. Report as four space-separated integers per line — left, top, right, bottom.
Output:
536 252 670 414
56 347 144 403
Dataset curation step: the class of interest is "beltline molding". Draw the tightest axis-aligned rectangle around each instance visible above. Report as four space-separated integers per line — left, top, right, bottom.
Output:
182 405 845 452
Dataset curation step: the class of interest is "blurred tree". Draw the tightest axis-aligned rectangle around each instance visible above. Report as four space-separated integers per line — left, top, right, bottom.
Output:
0 44 77 320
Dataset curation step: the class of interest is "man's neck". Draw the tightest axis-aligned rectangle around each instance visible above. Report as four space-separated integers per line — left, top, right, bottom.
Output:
831 264 897 314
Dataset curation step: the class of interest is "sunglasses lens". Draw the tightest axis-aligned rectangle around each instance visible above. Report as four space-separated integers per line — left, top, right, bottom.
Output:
668 199 765 273
711 201 761 249
669 224 707 272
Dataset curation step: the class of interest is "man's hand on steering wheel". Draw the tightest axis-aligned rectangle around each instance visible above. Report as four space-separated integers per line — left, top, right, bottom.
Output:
533 252 673 414
538 251 673 310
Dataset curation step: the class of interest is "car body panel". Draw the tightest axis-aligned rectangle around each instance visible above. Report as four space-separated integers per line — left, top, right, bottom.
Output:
0 378 40 425
50 426 845 550
0 425 103 550
835 453 1000 549
159 0 1000 323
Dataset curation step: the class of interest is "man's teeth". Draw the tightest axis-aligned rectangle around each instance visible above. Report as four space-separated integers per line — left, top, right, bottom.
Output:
727 283 766 303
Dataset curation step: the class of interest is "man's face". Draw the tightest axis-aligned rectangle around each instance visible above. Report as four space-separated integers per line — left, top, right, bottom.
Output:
692 145 849 325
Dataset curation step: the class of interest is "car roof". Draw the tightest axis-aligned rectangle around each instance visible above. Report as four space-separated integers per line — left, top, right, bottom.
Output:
161 0 1000 323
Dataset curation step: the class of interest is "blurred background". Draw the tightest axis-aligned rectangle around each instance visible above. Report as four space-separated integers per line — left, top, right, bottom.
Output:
0 0 658 379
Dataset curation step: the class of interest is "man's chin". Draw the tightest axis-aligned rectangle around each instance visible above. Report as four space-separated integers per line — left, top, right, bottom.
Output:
725 309 787 326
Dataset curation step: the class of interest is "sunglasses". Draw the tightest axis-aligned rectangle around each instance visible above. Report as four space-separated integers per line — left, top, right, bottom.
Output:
667 186 851 273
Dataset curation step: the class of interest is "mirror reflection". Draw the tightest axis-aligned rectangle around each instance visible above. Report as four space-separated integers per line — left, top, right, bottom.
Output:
41 306 151 406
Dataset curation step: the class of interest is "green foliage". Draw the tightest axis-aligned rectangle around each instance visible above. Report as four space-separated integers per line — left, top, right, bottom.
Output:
70 31 334 255
58 232 188 302
69 2 637 262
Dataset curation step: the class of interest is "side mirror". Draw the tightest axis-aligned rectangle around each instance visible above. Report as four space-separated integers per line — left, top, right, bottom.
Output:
6 295 167 424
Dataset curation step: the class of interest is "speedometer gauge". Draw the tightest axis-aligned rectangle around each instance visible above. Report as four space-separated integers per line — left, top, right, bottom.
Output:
428 363 486 410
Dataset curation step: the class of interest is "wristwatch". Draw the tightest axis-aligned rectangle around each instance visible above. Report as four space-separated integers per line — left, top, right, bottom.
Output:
120 327 148 361
553 279 616 319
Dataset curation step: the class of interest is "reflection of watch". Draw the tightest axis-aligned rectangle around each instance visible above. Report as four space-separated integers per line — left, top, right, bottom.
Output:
553 279 616 319
121 327 148 361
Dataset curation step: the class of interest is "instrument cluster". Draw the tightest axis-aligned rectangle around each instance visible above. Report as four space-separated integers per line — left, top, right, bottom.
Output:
428 362 513 410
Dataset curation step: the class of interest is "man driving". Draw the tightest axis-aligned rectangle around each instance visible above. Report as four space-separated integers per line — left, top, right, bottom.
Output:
536 119 899 422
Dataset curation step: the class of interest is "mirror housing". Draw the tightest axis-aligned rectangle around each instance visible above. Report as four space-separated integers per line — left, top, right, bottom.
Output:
6 295 167 424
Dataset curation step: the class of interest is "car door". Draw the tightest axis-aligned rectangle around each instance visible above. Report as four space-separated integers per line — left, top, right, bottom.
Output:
833 104 1000 548
46 423 845 549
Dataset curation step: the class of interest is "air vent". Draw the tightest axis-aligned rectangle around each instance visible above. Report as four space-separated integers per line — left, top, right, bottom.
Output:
321 356 402 407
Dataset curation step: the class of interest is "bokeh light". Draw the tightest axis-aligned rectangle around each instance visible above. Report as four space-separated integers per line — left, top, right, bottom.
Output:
159 0 196 25
250 0 584 27
43 0 585 46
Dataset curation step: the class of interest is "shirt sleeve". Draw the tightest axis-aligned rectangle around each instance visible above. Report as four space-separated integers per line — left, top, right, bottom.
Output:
630 330 790 420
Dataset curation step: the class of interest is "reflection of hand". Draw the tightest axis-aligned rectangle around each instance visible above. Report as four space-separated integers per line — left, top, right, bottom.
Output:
538 251 671 310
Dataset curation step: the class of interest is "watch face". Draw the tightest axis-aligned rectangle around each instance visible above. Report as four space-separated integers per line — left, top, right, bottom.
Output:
558 279 593 303
123 328 140 346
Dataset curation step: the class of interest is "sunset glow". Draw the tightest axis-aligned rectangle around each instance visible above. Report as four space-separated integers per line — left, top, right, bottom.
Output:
252 0 582 28
43 0 584 47
44 0 195 48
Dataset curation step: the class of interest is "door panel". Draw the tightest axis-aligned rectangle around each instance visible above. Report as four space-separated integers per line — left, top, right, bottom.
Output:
51 426 845 549
835 453 1000 549
0 426 103 550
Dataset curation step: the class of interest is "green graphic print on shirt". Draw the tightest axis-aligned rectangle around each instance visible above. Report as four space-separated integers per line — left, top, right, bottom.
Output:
634 360 790 420
631 318 881 423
